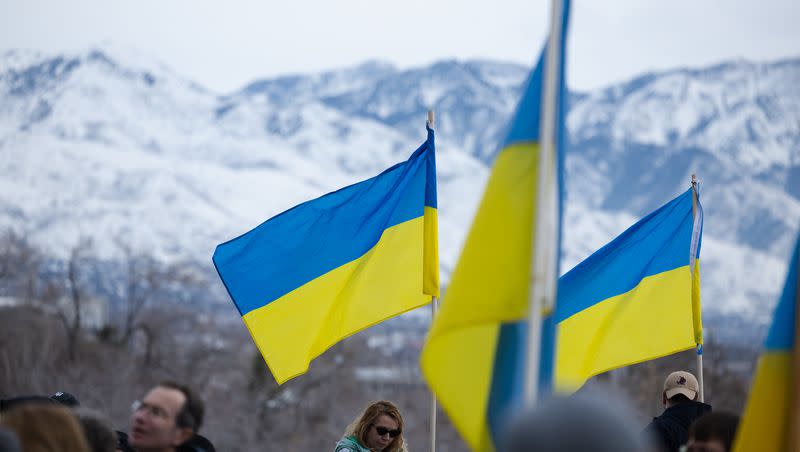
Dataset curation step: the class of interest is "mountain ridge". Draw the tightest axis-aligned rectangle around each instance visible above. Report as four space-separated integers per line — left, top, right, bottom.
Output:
1 45 798 327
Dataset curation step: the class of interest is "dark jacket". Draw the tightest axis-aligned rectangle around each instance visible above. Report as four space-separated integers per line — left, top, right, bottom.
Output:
178 434 216 452
644 401 712 452
117 432 214 452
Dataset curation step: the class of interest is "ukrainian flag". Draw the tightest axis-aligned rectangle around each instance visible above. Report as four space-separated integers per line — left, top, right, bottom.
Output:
213 127 438 384
555 188 704 391
732 235 799 452
419 1 571 449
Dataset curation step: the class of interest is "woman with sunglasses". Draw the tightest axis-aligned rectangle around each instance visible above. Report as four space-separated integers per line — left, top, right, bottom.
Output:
334 400 407 452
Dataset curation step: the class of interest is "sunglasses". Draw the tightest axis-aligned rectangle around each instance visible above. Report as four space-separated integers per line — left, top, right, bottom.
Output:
374 426 402 438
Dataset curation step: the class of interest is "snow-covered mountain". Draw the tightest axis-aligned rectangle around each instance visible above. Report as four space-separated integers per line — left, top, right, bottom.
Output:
1 46 798 328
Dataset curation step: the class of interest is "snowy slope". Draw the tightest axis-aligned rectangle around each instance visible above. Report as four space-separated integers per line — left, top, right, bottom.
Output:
1 46 798 323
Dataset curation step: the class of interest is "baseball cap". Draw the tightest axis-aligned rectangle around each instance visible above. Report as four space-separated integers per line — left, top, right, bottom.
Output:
50 391 80 407
664 371 699 400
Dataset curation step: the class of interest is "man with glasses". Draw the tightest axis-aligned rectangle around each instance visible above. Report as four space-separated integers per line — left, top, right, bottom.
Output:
127 381 206 452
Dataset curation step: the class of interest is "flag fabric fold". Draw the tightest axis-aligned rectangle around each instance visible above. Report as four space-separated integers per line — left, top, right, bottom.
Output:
555 188 704 392
214 127 438 384
732 234 799 452
419 1 571 449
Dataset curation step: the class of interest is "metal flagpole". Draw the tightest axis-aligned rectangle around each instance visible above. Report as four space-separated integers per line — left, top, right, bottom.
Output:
427 110 438 452
691 174 705 402
524 0 564 406
696 344 705 402
429 298 439 452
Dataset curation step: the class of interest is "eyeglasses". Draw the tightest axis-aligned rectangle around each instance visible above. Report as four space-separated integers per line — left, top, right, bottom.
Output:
374 426 402 438
131 400 170 421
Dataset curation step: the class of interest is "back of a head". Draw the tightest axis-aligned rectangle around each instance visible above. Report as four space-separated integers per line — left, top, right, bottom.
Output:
75 409 117 452
0 404 90 452
664 371 699 402
689 412 740 451
503 392 646 452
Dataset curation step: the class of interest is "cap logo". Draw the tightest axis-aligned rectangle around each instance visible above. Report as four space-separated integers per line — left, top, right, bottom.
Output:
677 376 687 385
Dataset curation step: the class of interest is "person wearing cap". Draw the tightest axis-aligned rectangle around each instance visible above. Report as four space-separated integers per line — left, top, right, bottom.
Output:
644 371 712 452
126 381 212 452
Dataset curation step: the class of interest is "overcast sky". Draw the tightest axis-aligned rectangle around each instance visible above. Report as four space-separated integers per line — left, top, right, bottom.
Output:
1 0 798 93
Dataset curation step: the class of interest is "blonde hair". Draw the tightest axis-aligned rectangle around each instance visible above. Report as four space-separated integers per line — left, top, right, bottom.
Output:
1 403 90 452
344 400 407 452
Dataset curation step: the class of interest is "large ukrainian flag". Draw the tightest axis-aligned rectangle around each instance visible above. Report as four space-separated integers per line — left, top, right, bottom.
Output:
555 188 704 391
214 127 438 384
732 235 799 452
419 1 571 449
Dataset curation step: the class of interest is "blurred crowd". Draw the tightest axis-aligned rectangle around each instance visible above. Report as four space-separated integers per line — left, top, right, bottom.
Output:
0 369 739 452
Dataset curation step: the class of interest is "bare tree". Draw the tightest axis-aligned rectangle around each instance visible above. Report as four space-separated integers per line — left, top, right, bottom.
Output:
0 229 40 300
118 243 157 344
112 240 208 346
54 237 94 361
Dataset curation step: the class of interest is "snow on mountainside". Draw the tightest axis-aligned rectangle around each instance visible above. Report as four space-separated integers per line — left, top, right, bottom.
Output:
0 46 798 325
564 59 800 322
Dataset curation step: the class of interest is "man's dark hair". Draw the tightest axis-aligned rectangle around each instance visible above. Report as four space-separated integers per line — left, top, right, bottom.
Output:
158 381 204 431
689 412 739 451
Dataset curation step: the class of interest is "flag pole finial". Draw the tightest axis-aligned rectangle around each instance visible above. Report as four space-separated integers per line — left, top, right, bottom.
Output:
427 110 435 129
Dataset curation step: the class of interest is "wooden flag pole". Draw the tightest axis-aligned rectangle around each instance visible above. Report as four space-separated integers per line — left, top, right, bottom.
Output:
427 109 438 452
525 0 564 407
691 174 705 403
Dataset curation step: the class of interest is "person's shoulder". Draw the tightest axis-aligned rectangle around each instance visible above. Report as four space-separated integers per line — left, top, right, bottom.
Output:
644 416 662 432
177 434 216 452
334 441 362 452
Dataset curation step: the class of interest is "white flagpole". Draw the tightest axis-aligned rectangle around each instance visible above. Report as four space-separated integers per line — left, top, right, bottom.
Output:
691 174 705 402
427 110 438 452
429 297 439 452
524 0 564 406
